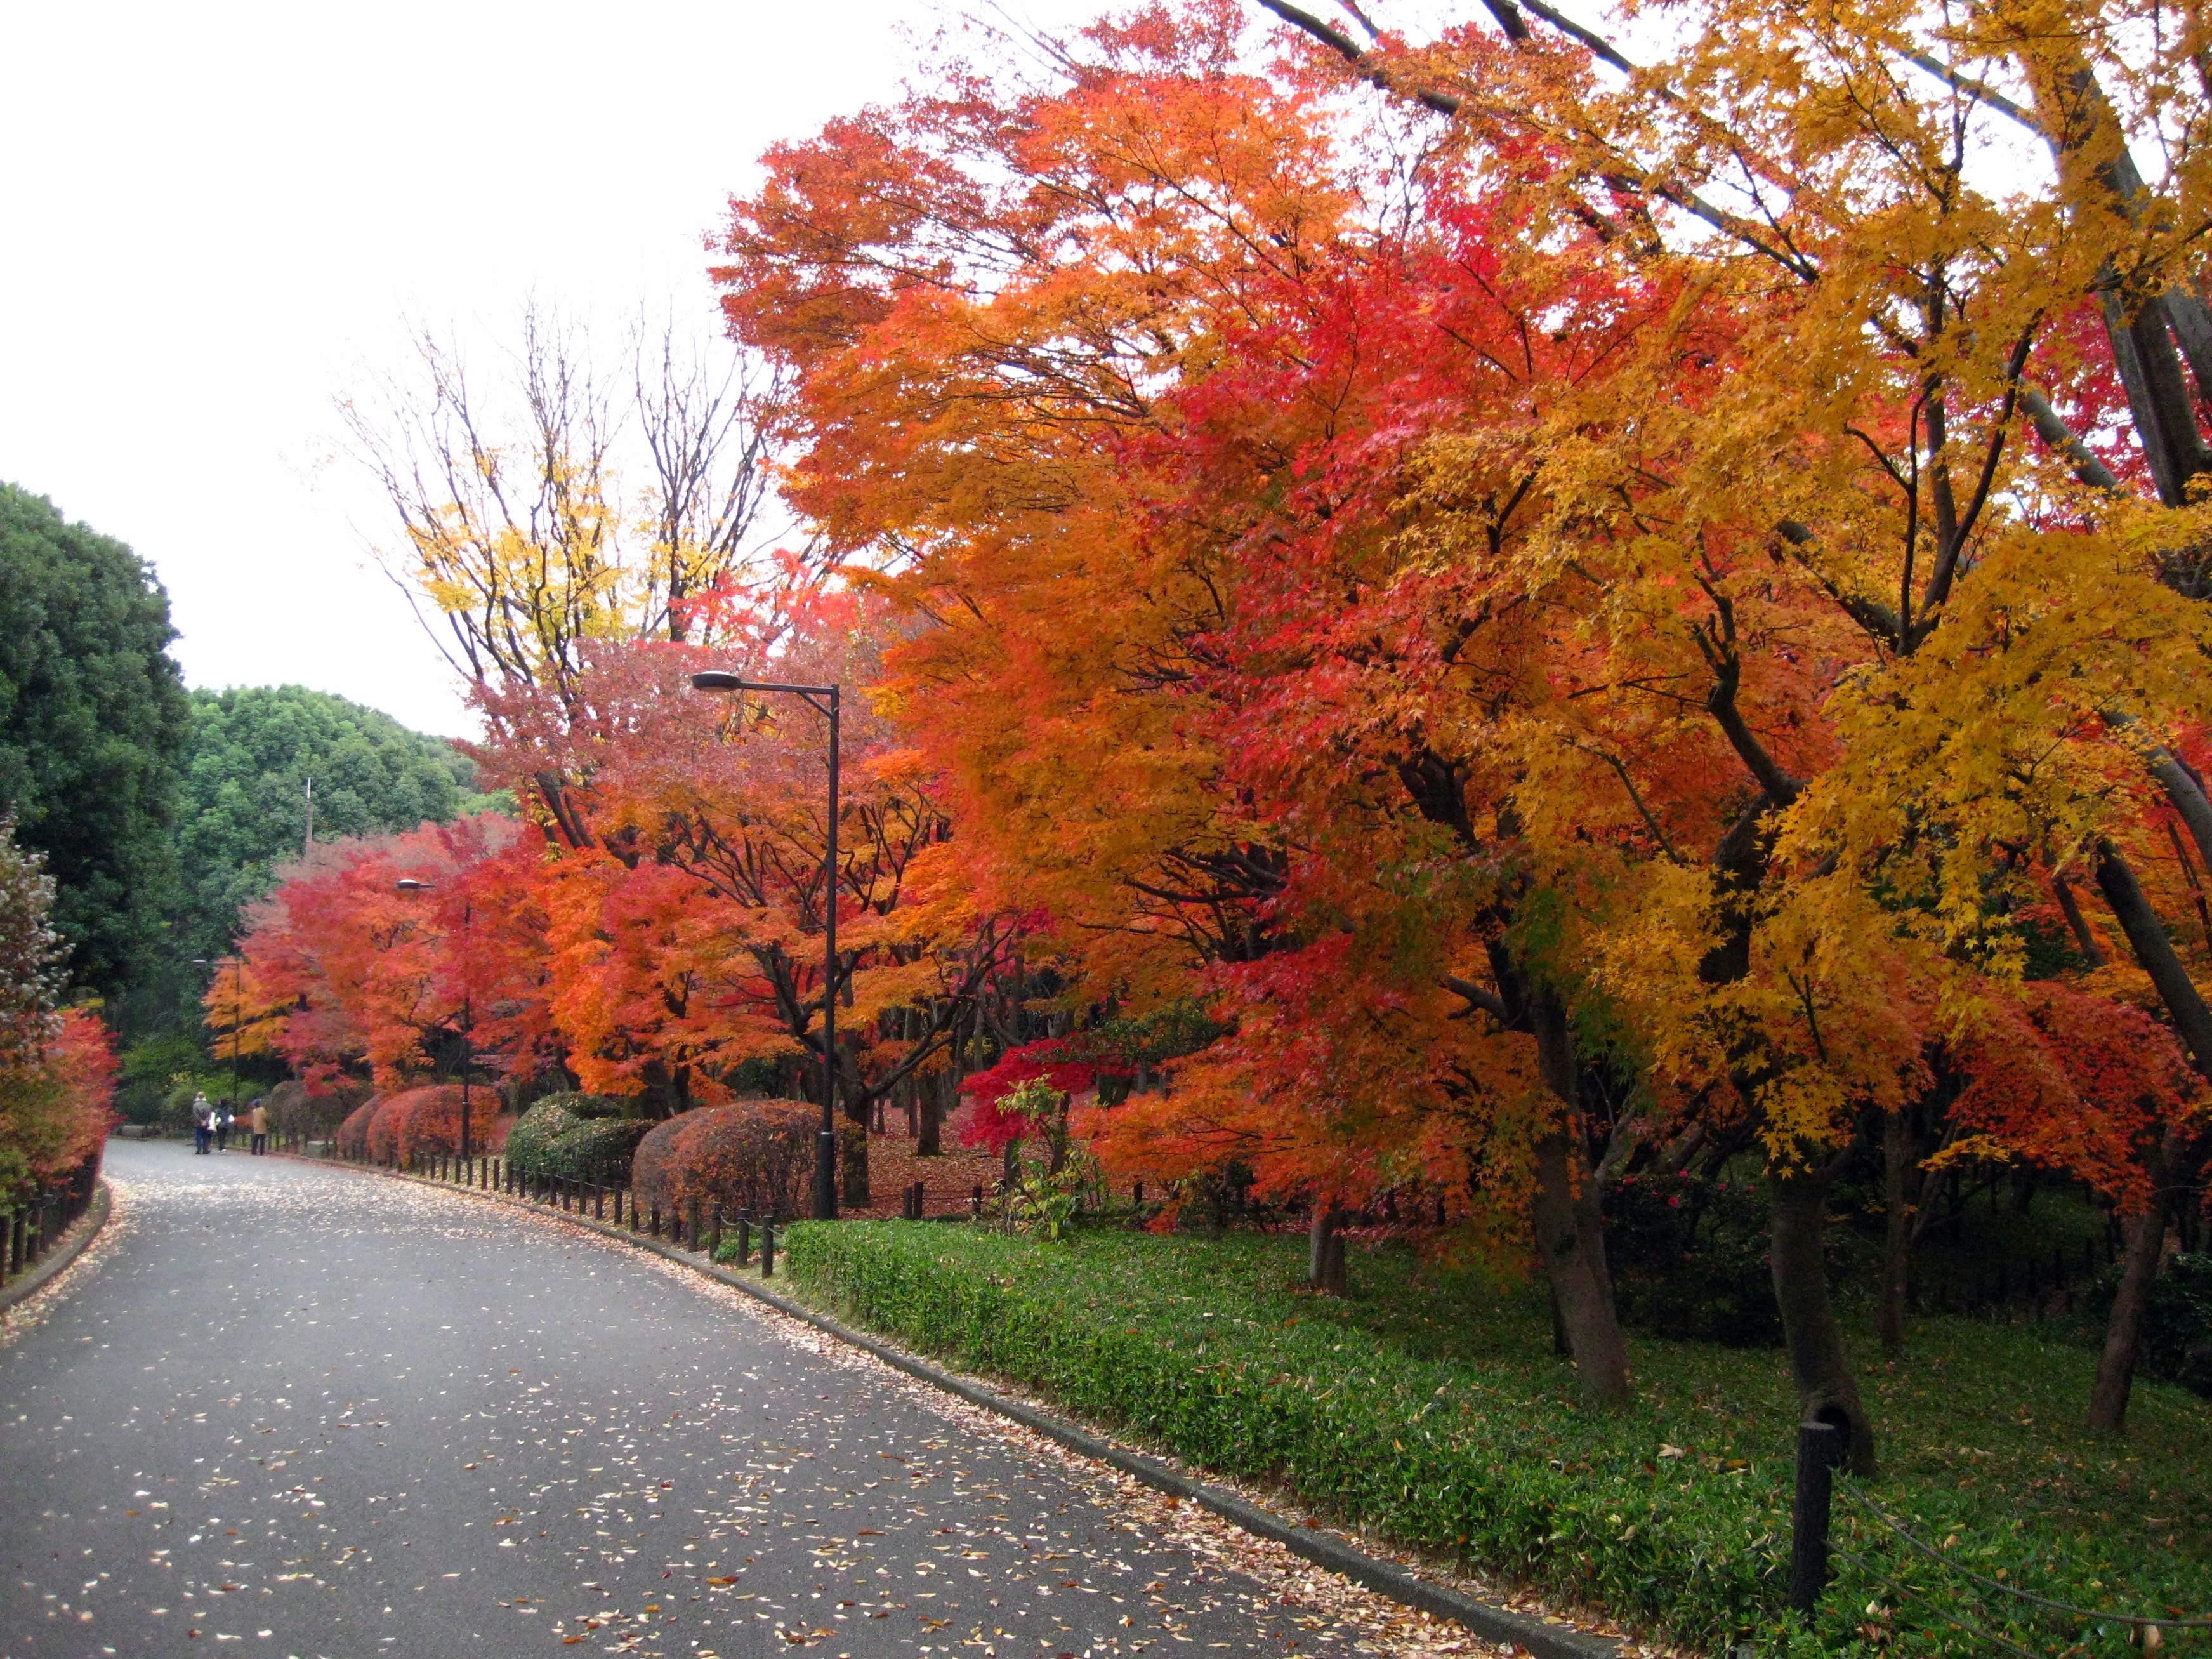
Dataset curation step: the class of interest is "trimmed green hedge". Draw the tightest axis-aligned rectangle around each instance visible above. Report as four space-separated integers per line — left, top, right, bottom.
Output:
782 1223 2212 1656
503 1093 650 1184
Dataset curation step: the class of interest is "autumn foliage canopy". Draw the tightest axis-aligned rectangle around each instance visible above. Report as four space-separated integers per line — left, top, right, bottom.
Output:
247 0 2212 1441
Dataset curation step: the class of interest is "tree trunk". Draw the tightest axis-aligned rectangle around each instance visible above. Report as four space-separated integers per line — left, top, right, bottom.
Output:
2052 876 2106 966
1525 988 1631 1408
1533 1130 1630 1407
2096 843 2212 1070
841 1097 871 1208
1308 1200 1348 1296
1770 1167 1876 1476
918 1072 944 1156
2089 1140 2180 1435
1880 1110 1912 1358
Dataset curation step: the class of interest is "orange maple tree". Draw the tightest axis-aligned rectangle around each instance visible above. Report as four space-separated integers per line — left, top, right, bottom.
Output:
709 0 2212 1444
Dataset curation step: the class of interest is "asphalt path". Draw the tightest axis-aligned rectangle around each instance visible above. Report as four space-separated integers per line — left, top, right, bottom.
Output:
0 1142 1397 1659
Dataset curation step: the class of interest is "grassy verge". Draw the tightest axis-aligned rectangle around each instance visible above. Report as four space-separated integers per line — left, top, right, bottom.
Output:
780 1220 2212 1656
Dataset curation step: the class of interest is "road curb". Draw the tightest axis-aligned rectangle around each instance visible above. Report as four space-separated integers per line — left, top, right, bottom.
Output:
0 1182 112 1320
306 1155 1623 1659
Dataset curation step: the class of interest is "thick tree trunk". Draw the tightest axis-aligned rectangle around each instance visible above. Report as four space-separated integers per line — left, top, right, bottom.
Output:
1770 1168 1877 1476
1880 1111 1912 1358
1533 1131 1629 1406
2097 843 2212 1070
2090 1180 2174 1434
2100 289 2212 508
1308 1200 1348 1296
1527 988 1631 1408
841 1097 871 1208
918 1073 944 1156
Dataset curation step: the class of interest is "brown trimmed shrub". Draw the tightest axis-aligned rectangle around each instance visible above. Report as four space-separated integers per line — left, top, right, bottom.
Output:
365 1095 407 1163
336 1098 378 1160
631 1100 860 1223
364 1085 471 1165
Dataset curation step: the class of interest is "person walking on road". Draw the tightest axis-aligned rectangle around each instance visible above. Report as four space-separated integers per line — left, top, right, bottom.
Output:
249 1099 268 1156
191 1093 213 1155
214 1100 233 1153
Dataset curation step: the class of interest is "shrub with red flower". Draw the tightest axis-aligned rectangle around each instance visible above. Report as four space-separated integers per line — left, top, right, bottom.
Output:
958 1039 1132 1154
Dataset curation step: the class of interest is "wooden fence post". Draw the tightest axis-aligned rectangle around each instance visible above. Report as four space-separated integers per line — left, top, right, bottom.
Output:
1788 1419 1847 1616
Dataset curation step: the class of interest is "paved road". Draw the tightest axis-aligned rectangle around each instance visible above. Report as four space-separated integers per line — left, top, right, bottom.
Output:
0 1142 1411 1659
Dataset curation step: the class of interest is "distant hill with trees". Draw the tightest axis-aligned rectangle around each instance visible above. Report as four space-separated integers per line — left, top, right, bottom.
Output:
172 684 496 970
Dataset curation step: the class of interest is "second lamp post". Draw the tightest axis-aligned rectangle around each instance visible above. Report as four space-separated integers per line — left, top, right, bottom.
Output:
396 878 473 1163
690 670 841 1222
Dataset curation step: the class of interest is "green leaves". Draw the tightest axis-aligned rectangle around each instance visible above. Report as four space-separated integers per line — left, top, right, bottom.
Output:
0 482 188 1001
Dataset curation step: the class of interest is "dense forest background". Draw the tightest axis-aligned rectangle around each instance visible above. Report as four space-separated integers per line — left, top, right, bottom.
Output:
0 481 497 1121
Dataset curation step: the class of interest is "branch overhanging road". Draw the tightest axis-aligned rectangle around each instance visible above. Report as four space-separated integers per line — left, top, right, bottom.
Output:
1 1143 1482 1659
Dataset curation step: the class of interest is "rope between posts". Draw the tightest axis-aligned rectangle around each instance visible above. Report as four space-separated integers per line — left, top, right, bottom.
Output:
1836 1479 2212 1630
1828 1545 2045 1659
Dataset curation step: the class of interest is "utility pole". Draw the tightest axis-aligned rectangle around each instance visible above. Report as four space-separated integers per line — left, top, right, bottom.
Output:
303 776 314 857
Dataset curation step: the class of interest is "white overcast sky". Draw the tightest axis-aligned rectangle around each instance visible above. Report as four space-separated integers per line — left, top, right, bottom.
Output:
5 1 2061 741
0 0 1105 736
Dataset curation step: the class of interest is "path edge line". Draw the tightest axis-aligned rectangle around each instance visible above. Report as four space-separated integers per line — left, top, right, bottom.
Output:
310 1155 1621 1659
0 1181 112 1319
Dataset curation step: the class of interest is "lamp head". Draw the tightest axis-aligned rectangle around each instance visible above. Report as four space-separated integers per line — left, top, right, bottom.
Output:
395 878 434 892
690 671 746 693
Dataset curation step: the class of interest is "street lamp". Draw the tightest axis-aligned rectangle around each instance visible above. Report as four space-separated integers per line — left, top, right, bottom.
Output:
690 670 841 1222
395 878 474 1163
192 956 244 1104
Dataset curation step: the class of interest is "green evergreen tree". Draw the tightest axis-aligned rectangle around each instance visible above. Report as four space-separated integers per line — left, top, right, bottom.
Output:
0 484 190 1002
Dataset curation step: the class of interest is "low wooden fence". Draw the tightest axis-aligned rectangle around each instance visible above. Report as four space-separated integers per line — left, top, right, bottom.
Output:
327 1144 786 1276
1 1156 102 1291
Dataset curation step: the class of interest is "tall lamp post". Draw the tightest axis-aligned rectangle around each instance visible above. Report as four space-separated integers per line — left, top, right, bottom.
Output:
193 956 244 1104
690 670 841 1222
396 879 473 1162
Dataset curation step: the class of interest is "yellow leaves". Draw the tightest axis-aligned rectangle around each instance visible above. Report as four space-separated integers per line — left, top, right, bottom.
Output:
1775 522 2212 976
1918 1132 2015 1177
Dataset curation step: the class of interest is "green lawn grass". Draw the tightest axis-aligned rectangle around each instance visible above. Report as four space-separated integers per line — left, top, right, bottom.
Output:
780 1219 2212 1656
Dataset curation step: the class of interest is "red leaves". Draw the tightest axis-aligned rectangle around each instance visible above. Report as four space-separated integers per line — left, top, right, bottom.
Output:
1951 982 2206 1215
365 1086 478 1167
958 1041 1117 1153
234 815 543 1094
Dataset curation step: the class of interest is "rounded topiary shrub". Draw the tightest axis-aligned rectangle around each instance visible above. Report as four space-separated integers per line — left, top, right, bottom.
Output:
364 1086 471 1165
631 1100 859 1223
267 1079 369 1146
503 1093 651 1184
503 1096 583 1170
336 1098 379 1160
